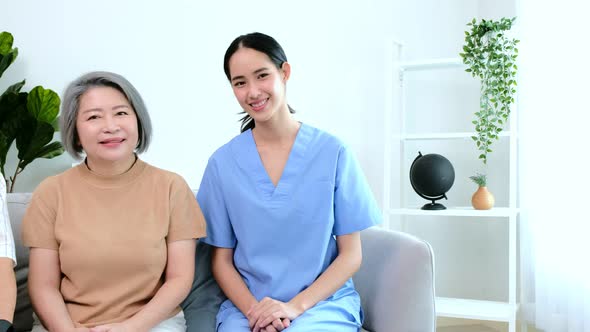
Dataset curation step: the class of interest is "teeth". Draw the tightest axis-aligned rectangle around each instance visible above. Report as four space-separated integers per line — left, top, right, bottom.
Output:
102 139 123 143
251 99 267 108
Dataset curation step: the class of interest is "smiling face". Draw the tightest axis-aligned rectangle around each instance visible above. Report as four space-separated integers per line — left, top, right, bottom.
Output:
228 47 290 126
76 86 139 168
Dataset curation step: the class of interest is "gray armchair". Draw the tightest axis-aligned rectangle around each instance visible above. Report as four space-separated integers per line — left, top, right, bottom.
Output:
8 193 435 332
355 227 436 332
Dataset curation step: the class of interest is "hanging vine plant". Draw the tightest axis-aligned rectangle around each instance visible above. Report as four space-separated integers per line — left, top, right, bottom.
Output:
460 17 519 164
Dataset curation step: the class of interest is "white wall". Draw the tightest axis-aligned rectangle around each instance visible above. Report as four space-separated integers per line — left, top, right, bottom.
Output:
4 1 522 329
1 0 395 193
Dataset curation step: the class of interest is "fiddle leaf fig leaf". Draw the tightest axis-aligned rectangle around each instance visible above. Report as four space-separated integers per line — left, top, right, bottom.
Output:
27 86 60 123
16 120 54 162
1 80 25 98
32 141 64 160
0 32 18 79
0 32 15 55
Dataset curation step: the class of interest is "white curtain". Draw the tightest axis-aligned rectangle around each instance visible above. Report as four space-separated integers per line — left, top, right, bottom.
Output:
518 0 590 331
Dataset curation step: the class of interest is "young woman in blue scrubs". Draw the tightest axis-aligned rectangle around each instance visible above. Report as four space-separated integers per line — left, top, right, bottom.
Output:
198 32 382 332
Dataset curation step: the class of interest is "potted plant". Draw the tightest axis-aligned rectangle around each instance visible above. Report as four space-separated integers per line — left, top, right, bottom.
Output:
0 31 64 192
469 173 495 210
460 17 519 208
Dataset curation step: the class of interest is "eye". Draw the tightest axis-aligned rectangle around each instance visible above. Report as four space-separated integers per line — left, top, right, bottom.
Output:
257 72 269 79
87 115 99 121
116 111 129 116
233 81 245 88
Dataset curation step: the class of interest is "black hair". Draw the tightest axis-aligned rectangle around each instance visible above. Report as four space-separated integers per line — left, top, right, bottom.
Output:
223 32 295 133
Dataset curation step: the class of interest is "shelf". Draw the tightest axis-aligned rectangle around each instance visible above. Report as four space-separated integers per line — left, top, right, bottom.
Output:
399 57 466 71
436 297 517 322
389 207 518 217
401 131 511 141
386 48 520 331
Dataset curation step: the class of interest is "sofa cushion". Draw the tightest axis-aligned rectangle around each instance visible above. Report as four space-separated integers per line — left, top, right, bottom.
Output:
181 240 226 332
7 193 33 332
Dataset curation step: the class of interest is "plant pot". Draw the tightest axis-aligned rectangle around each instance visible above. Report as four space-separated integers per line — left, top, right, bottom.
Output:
471 186 495 210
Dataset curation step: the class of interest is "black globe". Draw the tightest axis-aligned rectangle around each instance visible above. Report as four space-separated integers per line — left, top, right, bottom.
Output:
409 152 455 210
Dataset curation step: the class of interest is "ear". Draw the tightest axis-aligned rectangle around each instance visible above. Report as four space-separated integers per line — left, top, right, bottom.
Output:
281 62 291 82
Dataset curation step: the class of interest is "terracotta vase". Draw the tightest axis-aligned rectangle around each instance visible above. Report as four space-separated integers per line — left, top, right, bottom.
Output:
471 186 495 210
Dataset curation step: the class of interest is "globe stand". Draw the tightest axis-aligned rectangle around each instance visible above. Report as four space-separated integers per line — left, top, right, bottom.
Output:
422 201 447 210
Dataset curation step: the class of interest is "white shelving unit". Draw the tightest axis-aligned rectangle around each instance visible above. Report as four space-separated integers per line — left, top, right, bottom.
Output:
383 42 519 332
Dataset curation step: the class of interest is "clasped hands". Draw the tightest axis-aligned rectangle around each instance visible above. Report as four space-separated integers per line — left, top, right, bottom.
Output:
247 297 302 332
68 321 136 332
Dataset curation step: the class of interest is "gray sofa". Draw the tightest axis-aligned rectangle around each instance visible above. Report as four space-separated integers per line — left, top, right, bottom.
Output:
7 192 435 332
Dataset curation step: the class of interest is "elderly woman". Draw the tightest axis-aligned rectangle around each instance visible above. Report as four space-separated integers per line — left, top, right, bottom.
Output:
22 71 206 332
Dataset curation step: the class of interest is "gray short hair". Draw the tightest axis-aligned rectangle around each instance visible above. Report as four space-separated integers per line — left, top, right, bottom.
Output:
60 71 152 159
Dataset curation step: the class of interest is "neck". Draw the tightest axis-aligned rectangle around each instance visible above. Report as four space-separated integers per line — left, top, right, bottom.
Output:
252 106 299 144
85 154 138 176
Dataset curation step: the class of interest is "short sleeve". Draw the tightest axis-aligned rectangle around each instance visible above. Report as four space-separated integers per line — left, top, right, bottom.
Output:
333 144 382 236
22 178 59 250
197 158 236 248
167 175 207 243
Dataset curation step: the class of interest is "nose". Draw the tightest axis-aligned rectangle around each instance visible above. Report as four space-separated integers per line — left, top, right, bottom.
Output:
247 82 262 100
102 114 120 133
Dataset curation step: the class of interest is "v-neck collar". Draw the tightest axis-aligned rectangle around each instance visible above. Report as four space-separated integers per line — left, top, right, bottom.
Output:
231 123 313 201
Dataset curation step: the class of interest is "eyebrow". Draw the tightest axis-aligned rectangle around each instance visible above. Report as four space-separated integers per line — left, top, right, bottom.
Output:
80 104 130 114
231 67 270 82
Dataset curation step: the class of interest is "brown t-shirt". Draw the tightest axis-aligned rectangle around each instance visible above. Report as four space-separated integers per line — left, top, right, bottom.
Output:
22 159 206 327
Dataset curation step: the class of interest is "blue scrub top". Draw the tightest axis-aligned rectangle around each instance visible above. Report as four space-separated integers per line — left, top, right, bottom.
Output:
198 123 382 321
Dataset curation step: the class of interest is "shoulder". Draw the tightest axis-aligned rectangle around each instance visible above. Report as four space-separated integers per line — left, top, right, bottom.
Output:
142 161 191 189
301 123 349 154
27 173 64 212
207 131 248 168
32 169 71 198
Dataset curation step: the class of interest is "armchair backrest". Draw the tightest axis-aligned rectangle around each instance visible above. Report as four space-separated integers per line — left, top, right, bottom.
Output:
354 227 436 332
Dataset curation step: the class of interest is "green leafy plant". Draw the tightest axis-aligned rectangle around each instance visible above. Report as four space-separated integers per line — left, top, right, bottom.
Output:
469 173 487 187
460 17 519 164
0 31 64 192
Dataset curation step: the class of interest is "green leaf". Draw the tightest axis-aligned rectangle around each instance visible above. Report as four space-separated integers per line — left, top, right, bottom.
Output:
0 32 18 79
0 80 25 100
32 141 64 160
0 32 14 55
0 90 28 143
27 86 60 123
51 116 60 131
16 120 54 162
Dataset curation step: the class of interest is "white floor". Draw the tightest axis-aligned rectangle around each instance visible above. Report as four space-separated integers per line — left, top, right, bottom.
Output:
437 325 499 332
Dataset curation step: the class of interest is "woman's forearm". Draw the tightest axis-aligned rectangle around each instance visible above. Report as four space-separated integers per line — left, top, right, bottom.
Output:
212 248 258 316
30 286 77 331
126 239 196 332
126 276 193 331
0 258 16 322
289 233 362 313
28 248 76 331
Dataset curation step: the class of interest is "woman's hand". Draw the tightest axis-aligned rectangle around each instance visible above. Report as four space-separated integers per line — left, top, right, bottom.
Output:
88 322 137 332
248 297 301 332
